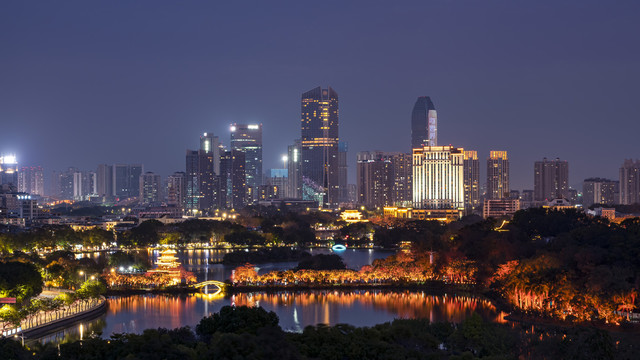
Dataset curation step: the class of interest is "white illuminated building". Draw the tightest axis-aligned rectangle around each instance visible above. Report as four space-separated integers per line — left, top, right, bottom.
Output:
412 146 465 210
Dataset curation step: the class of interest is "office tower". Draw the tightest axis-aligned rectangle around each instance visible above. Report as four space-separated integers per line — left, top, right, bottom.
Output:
220 149 246 209
58 167 76 200
185 133 220 214
230 124 262 203
287 140 302 198
413 146 465 209
534 157 569 202
128 165 143 198
49 170 60 198
265 169 288 199
347 184 357 204
139 172 162 205
357 151 393 208
463 150 480 212
411 96 437 149
337 141 348 204
111 164 143 199
185 150 200 212
487 151 509 200
96 164 113 200
73 171 84 200
0 155 18 187
167 172 186 208
300 86 339 208
18 166 44 196
619 159 640 205
357 151 413 208
582 178 617 207
391 153 413 207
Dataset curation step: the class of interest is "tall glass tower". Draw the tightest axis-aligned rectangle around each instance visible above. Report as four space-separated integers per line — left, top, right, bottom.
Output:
411 96 437 149
230 123 262 204
300 86 339 208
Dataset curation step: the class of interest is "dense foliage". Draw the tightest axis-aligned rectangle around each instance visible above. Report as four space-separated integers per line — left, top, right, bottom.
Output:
3 305 635 359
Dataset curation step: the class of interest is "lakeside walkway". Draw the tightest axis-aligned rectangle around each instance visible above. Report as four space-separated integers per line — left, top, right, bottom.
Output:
1 290 107 339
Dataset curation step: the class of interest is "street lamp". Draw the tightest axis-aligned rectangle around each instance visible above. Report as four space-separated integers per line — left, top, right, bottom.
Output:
90 275 95 281
79 271 86 282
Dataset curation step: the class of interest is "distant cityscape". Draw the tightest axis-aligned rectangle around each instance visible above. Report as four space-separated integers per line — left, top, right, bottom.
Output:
1 86 639 226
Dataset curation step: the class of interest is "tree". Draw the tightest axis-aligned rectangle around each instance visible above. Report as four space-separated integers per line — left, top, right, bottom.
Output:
196 305 279 340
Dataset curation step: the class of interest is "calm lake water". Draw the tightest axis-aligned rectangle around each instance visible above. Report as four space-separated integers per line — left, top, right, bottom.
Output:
36 249 504 344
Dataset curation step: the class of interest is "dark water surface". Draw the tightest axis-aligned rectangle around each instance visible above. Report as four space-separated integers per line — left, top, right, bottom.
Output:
37 249 505 344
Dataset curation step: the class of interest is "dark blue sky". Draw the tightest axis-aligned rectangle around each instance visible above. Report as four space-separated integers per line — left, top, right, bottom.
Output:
1 1 639 190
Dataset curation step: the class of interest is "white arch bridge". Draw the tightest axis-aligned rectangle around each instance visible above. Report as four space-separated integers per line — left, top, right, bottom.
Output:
192 280 227 296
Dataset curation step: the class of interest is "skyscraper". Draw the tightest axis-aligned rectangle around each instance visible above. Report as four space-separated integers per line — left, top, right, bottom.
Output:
287 140 302 199
413 146 465 210
219 149 246 209
167 172 186 209
18 166 44 196
583 178 618 207
411 96 437 149
185 133 220 213
96 164 113 201
338 141 349 204
139 172 162 205
112 164 143 199
301 86 339 208
534 158 569 202
619 159 640 205
487 151 509 200
0 155 18 187
463 150 480 212
357 151 412 208
230 124 262 204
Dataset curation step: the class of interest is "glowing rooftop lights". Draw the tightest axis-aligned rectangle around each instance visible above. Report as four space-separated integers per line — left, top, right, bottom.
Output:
0 155 17 164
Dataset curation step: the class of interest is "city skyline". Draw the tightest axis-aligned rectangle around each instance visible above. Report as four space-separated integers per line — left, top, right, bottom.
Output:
2 2 640 191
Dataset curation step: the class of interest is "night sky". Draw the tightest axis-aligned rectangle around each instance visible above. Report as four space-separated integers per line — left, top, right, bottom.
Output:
1 1 639 190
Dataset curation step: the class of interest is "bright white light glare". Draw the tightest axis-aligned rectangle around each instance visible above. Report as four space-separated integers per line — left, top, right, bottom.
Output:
248 124 259 130
230 125 236 132
282 155 288 162
1 155 17 164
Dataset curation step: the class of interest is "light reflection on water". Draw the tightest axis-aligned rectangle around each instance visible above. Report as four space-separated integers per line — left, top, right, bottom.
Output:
37 249 505 345
33 290 502 344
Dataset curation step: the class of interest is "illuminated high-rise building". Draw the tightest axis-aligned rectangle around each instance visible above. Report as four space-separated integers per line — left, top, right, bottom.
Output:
185 133 220 213
463 151 480 212
412 146 465 210
219 149 246 209
18 166 44 196
583 178 618 207
230 124 262 204
486 151 509 200
0 155 18 187
534 157 569 202
287 140 302 198
96 164 113 201
139 172 162 205
357 151 413 208
112 164 143 199
619 159 640 205
301 86 339 208
411 97 437 149
167 172 186 209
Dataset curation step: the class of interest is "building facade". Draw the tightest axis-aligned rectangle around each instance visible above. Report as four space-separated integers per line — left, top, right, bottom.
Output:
286 140 302 199
18 166 44 196
411 96 437 149
583 178 618 207
167 172 186 209
534 158 569 202
463 150 480 213
219 149 246 210
300 86 340 208
620 159 640 205
413 146 465 210
230 124 262 204
0 155 18 187
139 172 162 205
487 151 509 200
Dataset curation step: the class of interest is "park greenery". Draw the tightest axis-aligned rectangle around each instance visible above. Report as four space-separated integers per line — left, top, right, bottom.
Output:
0 207 640 331
1 305 636 359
